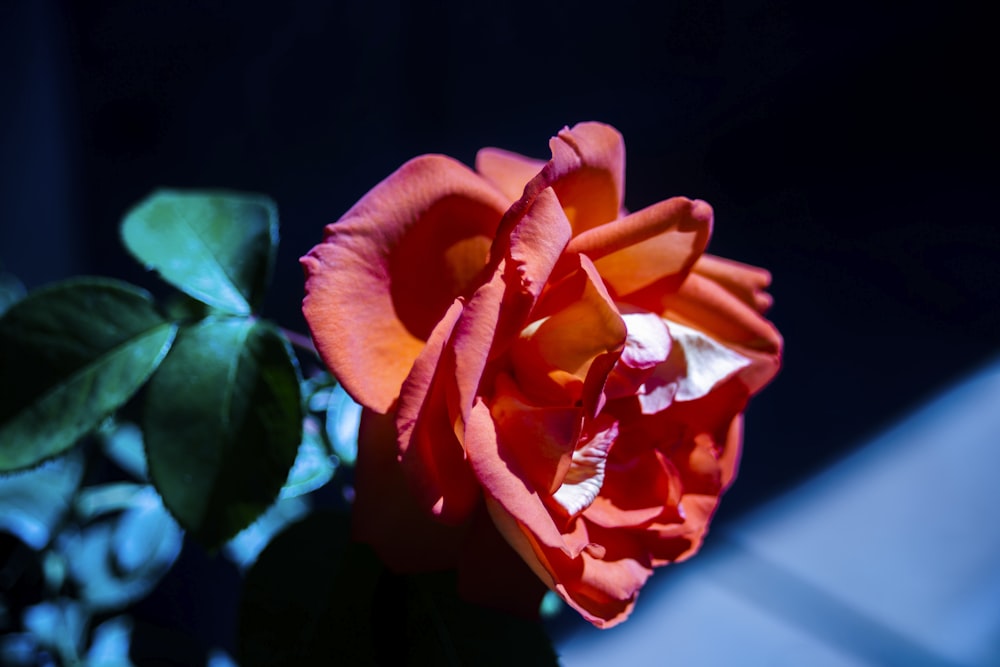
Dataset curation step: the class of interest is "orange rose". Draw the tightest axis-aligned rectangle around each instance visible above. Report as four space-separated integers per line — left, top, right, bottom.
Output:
302 122 781 627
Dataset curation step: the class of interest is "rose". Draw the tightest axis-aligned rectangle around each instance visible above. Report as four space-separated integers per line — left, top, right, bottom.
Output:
301 122 781 627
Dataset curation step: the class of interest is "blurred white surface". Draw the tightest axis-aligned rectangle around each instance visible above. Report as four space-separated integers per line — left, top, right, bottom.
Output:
557 358 1000 666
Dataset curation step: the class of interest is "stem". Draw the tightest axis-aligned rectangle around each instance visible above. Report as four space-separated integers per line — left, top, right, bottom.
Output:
281 327 319 357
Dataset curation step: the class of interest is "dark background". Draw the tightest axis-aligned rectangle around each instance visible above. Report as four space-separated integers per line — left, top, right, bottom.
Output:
2 0 997 656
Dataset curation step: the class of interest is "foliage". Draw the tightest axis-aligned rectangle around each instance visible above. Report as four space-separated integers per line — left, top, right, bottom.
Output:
0 191 560 665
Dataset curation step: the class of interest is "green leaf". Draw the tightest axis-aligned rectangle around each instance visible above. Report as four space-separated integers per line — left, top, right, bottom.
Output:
0 279 177 471
121 190 278 315
143 318 302 548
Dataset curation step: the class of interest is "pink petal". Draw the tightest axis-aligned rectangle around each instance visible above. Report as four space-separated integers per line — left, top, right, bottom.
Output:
643 493 719 566
301 155 508 413
635 319 750 414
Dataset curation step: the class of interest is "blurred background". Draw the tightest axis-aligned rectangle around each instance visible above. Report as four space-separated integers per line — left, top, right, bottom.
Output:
1 1 997 665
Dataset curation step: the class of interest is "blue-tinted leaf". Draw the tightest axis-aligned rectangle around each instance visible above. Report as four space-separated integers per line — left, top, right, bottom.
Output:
325 383 362 466
100 422 148 480
0 449 84 549
539 590 564 618
59 486 182 611
23 599 85 663
0 279 176 471
121 190 278 315
0 634 40 667
143 319 302 548
111 487 183 576
43 551 67 593
75 482 146 520
207 649 239 667
0 270 26 316
280 418 337 499
223 495 309 572
87 616 136 667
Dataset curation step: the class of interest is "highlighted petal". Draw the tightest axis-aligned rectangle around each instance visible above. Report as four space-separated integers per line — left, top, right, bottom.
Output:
664 320 751 403
620 312 672 370
635 320 750 414
301 155 507 413
661 270 783 393
552 420 618 517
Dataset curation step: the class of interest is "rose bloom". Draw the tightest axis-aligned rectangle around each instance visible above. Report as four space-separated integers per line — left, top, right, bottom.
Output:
302 122 781 628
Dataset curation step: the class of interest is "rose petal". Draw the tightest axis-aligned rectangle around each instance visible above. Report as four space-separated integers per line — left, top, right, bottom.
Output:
510 255 626 405
506 187 574 301
693 253 774 313
544 123 626 233
643 493 719 566
633 320 749 413
567 197 713 296
351 408 466 572
302 155 508 413
666 319 751 402
552 419 618 516
396 300 481 525
546 524 654 629
663 271 783 356
475 147 546 203
665 377 751 493
454 187 572 437
584 448 681 529
484 497 645 628
496 123 625 239
490 373 581 496
467 399 588 558
620 312 672 370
